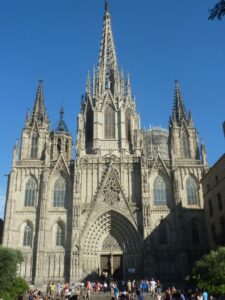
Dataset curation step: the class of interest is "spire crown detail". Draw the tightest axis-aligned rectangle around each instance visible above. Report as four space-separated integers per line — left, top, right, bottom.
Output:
97 2 118 95
56 107 69 133
31 79 49 126
172 80 187 124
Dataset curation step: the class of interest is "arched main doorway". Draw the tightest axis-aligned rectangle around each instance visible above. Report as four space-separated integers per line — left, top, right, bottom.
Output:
81 210 141 280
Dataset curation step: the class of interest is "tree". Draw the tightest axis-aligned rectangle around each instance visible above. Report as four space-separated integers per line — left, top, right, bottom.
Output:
189 247 225 295
209 0 225 20
0 246 28 300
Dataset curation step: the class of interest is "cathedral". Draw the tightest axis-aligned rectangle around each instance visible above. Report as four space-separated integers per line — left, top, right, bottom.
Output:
3 3 209 286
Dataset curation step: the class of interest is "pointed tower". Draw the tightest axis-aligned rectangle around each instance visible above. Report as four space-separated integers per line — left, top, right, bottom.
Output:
50 107 72 161
76 3 141 156
20 80 50 160
169 80 199 160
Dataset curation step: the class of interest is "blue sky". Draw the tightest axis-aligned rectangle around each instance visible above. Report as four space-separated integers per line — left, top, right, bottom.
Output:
0 0 225 218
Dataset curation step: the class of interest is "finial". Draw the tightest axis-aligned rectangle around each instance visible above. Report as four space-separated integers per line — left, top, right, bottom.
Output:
105 1 110 12
59 107 64 120
126 72 131 96
86 70 91 94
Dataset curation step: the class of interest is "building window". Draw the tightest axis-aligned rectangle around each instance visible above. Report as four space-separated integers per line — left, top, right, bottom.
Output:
53 176 66 207
24 178 36 207
191 222 199 244
217 193 223 211
186 177 198 205
125 109 132 144
104 104 115 139
23 224 32 247
85 104 93 151
56 224 64 246
208 199 213 217
31 132 38 159
211 223 216 242
153 175 167 206
181 131 190 158
57 138 61 155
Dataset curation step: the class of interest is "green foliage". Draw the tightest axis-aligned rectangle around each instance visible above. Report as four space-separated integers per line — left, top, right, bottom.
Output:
209 0 225 20
0 246 28 300
189 247 225 295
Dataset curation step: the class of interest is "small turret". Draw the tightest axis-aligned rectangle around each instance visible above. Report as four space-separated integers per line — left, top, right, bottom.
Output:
50 107 72 161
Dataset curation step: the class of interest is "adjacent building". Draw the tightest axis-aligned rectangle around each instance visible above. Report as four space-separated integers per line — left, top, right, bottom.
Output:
3 3 209 286
202 153 225 248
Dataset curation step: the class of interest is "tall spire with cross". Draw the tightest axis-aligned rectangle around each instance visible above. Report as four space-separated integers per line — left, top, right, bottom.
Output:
172 80 187 124
96 1 119 95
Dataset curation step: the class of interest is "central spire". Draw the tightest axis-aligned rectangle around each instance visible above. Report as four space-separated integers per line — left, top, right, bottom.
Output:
97 1 119 94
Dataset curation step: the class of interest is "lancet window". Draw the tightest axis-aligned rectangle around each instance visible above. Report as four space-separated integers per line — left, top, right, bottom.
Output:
85 105 93 151
31 131 38 159
23 224 32 247
125 109 132 144
104 104 115 139
24 178 36 207
181 131 190 158
56 224 64 247
53 176 66 207
186 176 198 205
153 175 167 206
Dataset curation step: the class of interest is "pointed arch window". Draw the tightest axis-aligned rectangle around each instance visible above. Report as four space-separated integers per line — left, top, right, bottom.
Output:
31 131 38 159
153 175 167 206
104 104 115 139
24 178 36 207
181 131 190 158
191 221 199 244
23 224 32 247
65 140 69 154
186 177 198 205
53 176 66 207
125 109 132 144
56 223 64 246
57 138 61 155
85 104 93 151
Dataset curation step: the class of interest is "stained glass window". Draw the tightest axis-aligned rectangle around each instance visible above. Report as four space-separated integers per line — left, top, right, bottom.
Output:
23 224 32 247
104 105 115 139
125 109 132 144
53 176 66 207
56 224 64 246
24 178 36 207
153 176 167 206
186 177 198 205
31 131 38 159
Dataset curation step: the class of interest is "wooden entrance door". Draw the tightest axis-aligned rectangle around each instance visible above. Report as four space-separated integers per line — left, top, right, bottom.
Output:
113 255 123 279
101 255 110 274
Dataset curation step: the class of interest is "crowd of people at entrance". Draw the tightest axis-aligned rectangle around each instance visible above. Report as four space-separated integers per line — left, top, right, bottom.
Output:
26 278 212 300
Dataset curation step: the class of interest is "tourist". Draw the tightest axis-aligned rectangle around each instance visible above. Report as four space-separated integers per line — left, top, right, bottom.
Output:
103 281 108 293
150 278 156 296
114 284 119 300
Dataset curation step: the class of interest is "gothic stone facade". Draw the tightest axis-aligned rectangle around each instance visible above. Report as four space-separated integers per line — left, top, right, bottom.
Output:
3 4 209 286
